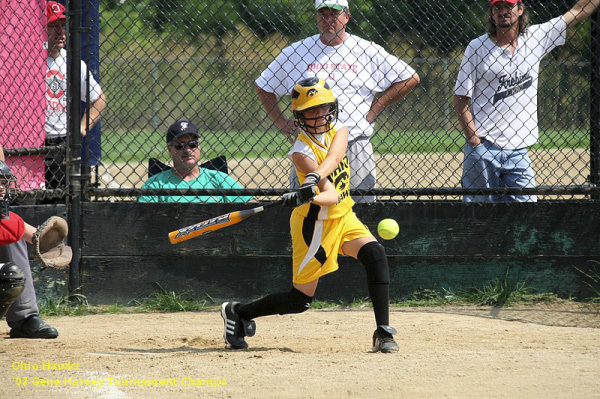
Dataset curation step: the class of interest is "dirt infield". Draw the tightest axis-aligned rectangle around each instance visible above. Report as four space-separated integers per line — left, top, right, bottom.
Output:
2 303 599 398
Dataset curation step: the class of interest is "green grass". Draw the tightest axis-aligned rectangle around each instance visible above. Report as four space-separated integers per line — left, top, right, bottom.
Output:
311 297 373 309
102 129 590 163
576 261 600 303
398 288 460 307
39 284 219 318
311 281 561 309
39 290 128 317
459 280 540 307
38 278 577 318
129 283 217 312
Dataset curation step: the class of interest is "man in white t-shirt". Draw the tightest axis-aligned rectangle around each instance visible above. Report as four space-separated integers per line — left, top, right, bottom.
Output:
45 1 106 193
454 0 599 202
255 0 420 203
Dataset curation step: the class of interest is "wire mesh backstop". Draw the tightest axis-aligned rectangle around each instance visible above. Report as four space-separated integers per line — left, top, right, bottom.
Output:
1 0 600 203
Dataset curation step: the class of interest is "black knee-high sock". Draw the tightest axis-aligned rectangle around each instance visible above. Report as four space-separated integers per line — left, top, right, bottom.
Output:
236 288 313 320
357 241 390 327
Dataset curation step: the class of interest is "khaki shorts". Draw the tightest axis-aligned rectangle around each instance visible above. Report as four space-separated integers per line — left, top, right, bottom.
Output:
290 210 373 284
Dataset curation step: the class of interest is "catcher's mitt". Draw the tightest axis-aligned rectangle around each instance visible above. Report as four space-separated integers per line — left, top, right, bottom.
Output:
33 216 72 270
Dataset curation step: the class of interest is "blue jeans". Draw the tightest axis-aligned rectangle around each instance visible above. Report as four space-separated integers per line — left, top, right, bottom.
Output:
462 139 537 203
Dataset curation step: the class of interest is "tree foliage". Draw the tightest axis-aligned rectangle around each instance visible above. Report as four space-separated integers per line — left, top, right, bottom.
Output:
239 0 313 38
99 0 592 132
102 0 591 56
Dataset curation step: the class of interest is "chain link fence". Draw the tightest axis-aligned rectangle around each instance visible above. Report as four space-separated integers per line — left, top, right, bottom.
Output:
2 0 599 203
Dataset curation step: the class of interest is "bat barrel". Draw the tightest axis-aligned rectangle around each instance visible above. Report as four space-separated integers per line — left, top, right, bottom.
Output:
168 200 283 244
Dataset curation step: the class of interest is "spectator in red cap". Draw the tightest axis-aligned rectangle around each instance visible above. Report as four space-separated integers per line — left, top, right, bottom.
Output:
45 1 106 198
454 0 600 202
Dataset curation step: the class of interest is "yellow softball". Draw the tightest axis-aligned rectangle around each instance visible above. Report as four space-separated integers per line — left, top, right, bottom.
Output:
377 218 399 240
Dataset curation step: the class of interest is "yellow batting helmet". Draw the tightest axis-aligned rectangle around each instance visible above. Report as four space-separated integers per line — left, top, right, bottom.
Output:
291 77 338 133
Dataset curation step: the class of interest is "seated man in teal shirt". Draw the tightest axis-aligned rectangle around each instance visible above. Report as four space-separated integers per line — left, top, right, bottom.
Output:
139 121 253 203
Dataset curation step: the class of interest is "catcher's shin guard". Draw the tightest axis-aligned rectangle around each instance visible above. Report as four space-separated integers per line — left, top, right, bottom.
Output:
0 262 25 319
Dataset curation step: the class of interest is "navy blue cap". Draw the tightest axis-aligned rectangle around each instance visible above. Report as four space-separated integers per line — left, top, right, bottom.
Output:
167 121 199 144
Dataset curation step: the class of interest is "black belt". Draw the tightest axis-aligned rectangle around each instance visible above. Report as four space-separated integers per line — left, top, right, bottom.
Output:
45 136 66 146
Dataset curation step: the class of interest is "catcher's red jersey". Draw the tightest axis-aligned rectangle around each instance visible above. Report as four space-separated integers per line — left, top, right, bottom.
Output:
0 211 25 245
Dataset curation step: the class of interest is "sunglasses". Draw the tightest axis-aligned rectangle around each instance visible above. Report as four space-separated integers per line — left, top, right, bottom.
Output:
171 140 199 150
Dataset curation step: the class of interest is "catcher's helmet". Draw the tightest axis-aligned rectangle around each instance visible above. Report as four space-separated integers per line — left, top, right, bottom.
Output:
291 77 338 133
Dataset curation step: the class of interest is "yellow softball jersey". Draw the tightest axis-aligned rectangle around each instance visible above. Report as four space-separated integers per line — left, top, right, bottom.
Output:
289 123 354 220
287 123 372 284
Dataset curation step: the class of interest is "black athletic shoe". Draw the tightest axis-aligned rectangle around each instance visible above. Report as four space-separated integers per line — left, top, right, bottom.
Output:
372 325 398 353
221 302 255 349
10 316 58 339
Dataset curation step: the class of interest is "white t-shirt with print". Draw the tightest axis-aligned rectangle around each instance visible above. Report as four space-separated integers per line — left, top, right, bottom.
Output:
256 34 416 141
46 49 103 139
454 17 567 149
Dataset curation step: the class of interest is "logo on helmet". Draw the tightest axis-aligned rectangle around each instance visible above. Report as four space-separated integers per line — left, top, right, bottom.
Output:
291 78 338 134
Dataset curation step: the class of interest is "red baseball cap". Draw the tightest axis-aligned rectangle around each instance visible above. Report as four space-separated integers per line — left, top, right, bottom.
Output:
47 1 66 23
489 0 522 7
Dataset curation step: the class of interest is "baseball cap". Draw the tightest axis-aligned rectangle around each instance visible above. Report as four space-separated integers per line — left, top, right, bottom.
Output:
47 1 66 23
315 0 349 11
166 121 199 144
489 0 522 7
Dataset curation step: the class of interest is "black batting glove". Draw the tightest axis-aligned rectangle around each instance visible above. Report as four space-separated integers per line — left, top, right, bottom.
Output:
282 185 317 208
301 172 321 190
